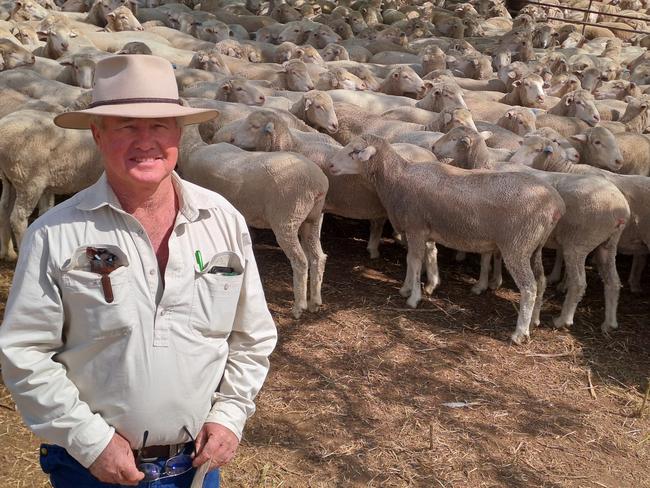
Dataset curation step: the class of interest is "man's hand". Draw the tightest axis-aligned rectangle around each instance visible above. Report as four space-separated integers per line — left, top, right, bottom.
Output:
89 432 144 485
192 423 240 470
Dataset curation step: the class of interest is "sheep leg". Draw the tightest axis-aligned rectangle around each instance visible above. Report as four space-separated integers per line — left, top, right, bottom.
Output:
595 234 622 333
401 232 426 308
471 253 492 295
0 179 16 261
502 252 537 345
489 251 503 290
628 253 646 294
10 190 41 250
37 192 54 216
553 251 587 329
548 248 564 284
423 241 440 294
367 218 385 259
530 245 547 328
274 228 309 319
299 214 327 313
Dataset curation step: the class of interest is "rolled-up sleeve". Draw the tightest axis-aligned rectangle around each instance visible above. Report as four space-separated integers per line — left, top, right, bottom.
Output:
205 225 277 439
0 227 114 468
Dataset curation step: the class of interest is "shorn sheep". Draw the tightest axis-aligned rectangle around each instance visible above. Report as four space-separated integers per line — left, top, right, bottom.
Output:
328 134 565 344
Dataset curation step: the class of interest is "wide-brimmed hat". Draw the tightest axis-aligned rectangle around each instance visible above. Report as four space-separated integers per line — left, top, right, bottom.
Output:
54 54 218 130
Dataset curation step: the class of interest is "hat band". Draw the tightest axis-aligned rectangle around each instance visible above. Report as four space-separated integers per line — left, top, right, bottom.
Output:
88 97 182 109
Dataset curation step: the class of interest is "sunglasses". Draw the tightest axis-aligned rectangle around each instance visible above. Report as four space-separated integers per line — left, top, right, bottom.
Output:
136 427 196 481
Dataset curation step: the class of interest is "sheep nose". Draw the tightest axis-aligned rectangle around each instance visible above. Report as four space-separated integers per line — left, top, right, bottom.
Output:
62 42 69 50
593 115 600 122
307 84 315 90
615 158 623 168
329 123 339 133
229 137 235 143
258 95 266 104
537 95 544 101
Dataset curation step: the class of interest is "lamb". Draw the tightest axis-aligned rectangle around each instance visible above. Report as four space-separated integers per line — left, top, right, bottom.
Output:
377 65 426 97
517 135 650 296
0 68 86 106
498 73 546 108
380 107 477 132
0 38 35 69
495 106 536 135
570 127 650 176
502 139 630 333
330 102 426 145
181 78 266 106
327 134 565 344
228 110 388 258
0 109 103 260
177 121 328 319
288 90 339 134
546 89 601 126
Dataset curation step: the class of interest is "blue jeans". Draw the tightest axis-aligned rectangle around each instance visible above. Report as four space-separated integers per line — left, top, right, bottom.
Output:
39 444 220 488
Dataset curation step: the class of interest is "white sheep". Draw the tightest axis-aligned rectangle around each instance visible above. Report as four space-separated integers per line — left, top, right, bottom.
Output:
328 134 565 344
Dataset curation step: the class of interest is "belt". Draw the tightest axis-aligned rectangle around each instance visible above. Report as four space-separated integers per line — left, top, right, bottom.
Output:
133 443 185 460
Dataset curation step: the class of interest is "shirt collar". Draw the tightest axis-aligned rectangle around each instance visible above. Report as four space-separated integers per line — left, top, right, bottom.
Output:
76 172 210 223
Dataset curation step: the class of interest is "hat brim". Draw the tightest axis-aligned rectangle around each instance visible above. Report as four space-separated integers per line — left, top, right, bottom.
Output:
54 103 219 130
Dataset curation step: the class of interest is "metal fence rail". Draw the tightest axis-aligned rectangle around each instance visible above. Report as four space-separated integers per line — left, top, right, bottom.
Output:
520 0 650 36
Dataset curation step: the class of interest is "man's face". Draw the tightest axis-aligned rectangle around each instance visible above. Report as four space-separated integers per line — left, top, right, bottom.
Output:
91 116 182 193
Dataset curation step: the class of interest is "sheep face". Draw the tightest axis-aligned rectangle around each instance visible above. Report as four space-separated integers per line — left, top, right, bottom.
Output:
571 128 623 172
420 83 468 112
530 128 580 163
431 127 492 168
388 67 425 96
229 112 277 150
106 5 143 31
217 79 266 106
284 60 315 92
566 91 600 126
196 20 230 43
303 92 338 133
439 108 477 132
329 140 375 176
0 39 35 70
513 74 546 107
498 108 536 136
510 135 556 166
618 96 650 132
593 81 639 100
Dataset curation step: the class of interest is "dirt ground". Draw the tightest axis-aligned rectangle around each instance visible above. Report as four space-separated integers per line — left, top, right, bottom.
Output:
1 216 649 488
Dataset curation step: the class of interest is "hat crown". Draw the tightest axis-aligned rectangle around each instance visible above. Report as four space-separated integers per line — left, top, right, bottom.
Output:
91 55 179 105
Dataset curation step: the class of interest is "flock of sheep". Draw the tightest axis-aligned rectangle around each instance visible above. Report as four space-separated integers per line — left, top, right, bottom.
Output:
0 0 649 343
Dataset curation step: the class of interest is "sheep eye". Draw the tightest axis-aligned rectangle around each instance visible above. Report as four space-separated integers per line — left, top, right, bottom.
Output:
594 140 601 145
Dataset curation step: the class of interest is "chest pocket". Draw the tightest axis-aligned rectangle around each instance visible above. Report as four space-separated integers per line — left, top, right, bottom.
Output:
60 245 136 340
191 251 245 338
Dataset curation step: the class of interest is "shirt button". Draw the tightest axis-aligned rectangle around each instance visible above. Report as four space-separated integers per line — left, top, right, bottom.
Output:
224 284 229 290
149 269 156 276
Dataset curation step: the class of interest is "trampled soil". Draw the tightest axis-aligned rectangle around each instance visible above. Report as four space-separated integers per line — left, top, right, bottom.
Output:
1 216 649 487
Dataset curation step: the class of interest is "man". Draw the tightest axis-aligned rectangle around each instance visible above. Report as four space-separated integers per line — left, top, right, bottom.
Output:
0 55 277 487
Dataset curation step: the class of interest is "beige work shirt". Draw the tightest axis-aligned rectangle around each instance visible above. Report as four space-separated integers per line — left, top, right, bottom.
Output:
0 172 277 468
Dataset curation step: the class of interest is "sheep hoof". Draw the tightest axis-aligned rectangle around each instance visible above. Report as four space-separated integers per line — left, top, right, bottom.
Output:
308 302 321 313
292 306 304 319
510 330 530 345
601 321 618 333
552 317 571 329
423 281 439 295
629 284 643 294
399 286 411 298
471 283 486 295
368 250 380 259
488 278 502 290
406 296 420 308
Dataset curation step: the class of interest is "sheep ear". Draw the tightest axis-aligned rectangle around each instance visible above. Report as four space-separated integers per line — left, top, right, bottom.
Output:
222 82 231 92
479 131 492 140
512 79 522 87
447 55 457 64
507 70 517 79
107 12 115 19
443 112 452 124
263 121 274 134
506 111 514 118
304 97 312 110
356 145 376 161
69 30 79 38
570 134 587 142
629 82 637 89
391 71 400 79
565 95 574 105
624 95 634 103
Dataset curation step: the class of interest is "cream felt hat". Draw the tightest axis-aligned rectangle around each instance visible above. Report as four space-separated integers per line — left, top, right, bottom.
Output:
54 54 218 129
